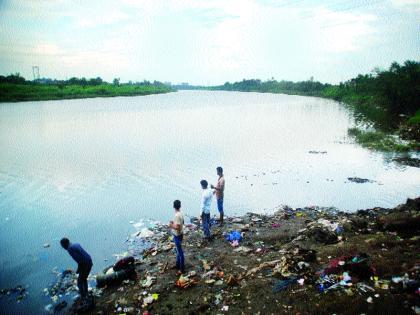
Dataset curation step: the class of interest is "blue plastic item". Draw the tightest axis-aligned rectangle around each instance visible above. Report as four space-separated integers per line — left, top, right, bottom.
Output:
224 230 242 242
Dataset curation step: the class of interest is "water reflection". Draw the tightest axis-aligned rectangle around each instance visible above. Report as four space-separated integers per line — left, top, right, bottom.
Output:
0 91 419 313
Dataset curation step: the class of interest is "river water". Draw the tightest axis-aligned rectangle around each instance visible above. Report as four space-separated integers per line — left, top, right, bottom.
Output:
0 90 419 313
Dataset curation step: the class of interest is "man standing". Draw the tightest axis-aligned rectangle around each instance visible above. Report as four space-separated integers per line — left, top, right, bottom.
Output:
211 166 225 226
169 200 185 274
60 238 93 300
200 180 213 240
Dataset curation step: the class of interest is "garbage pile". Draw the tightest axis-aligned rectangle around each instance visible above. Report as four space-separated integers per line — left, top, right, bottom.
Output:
44 268 100 314
72 197 419 315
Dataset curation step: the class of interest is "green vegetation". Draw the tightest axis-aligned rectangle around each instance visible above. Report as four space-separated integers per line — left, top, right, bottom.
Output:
347 128 417 152
208 60 419 147
0 74 174 102
322 61 420 131
210 78 327 96
408 110 420 125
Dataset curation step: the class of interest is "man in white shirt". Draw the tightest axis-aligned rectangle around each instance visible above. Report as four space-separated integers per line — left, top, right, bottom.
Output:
200 180 213 240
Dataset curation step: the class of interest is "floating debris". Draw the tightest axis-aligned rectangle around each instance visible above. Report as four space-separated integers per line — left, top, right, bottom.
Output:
0 285 28 303
347 177 374 183
308 150 327 154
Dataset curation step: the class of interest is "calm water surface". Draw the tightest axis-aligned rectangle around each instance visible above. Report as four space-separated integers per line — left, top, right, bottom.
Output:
0 91 419 313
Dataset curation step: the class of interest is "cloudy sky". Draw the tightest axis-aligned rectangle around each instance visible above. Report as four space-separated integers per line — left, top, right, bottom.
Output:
0 0 419 85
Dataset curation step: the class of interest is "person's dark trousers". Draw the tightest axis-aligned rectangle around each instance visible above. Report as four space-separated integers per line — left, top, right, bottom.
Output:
201 212 211 238
77 262 92 299
173 234 185 273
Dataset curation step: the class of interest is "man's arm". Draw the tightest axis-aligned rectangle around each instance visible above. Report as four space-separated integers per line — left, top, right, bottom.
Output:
212 178 224 191
169 221 181 233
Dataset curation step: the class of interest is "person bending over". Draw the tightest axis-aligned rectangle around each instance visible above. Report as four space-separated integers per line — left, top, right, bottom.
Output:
60 237 93 300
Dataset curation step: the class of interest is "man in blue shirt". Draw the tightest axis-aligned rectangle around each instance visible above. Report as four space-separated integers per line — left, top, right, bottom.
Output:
60 238 93 300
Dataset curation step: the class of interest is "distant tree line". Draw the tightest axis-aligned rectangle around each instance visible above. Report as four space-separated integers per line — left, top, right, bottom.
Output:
0 73 26 84
323 60 419 117
0 74 174 102
212 78 328 96
210 60 419 128
0 73 169 88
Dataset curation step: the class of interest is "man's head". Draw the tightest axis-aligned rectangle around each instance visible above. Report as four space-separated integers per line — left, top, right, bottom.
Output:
216 166 223 176
200 180 208 189
173 199 181 210
60 237 70 250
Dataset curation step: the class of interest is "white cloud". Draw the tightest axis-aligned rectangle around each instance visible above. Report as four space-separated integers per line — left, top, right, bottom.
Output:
0 0 417 83
391 0 420 12
33 43 63 56
391 0 420 7
196 0 260 71
76 11 130 28
312 8 377 53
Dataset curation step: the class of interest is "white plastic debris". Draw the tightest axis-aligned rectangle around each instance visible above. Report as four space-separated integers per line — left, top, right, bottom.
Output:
139 228 154 238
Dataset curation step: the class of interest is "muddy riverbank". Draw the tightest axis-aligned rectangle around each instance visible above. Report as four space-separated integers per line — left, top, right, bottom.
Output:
67 198 420 315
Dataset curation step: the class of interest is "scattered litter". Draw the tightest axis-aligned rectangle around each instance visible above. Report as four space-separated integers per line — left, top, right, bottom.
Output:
175 275 197 289
0 285 29 303
231 240 239 247
141 276 155 288
308 150 327 154
273 277 297 293
234 246 252 254
225 231 242 242
347 177 373 184
142 293 158 306
138 228 155 238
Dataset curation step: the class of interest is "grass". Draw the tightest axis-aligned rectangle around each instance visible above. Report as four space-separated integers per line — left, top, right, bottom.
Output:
0 83 174 102
408 110 420 125
348 127 417 152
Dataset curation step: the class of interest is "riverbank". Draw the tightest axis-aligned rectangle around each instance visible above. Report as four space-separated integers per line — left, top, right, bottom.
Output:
200 60 420 149
0 83 175 102
347 128 419 153
68 197 420 315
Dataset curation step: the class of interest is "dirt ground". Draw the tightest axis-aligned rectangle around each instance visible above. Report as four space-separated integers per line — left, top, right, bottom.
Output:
68 198 420 315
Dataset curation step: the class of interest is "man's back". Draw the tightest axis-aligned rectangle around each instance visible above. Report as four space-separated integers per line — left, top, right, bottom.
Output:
201 188 213 214
172 211 184 236
68 243 92 265
215 176 225 199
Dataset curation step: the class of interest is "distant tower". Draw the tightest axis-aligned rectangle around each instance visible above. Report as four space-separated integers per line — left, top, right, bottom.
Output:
32 66 40 81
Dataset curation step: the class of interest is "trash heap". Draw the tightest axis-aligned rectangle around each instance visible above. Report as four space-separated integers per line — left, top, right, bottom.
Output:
66 197 420 315
45 268 100 314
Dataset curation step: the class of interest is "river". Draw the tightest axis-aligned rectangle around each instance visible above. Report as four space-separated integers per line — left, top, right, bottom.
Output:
0 90 419 314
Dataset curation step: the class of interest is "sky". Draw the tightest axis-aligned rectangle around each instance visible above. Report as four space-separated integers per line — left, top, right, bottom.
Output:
0 0 419 85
